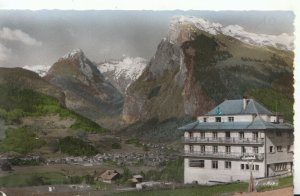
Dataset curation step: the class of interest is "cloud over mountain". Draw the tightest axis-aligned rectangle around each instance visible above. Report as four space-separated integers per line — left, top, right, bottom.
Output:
0 27 42 46
0 43 11 62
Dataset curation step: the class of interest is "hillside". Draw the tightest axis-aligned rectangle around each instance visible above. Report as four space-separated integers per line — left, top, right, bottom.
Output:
0 67 107 156
122 15 294 131
0 67 65 104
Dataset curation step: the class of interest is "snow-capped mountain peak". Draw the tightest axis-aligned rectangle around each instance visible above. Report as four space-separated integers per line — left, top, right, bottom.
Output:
59 48 95 79
22 65 51 77
97 56 147 93
168 15 294 51
61 48 84 60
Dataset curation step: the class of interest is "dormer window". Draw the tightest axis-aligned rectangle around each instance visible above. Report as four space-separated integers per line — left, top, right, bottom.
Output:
228 117 234 122
215 117 221 122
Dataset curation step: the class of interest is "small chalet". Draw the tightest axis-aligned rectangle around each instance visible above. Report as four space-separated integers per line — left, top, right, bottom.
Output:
131 174 143 184
96 170 120 183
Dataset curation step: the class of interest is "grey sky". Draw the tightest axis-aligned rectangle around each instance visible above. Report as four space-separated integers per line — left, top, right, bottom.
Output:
0 10 294 67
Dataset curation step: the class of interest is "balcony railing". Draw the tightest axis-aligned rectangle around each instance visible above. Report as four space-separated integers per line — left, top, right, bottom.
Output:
183 151 264 161
182 137 264 145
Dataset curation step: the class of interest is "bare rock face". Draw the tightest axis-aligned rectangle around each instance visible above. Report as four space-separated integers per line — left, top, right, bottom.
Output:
122 39 186 124
45 49 124 129
122 16 293 125
122 19 215 124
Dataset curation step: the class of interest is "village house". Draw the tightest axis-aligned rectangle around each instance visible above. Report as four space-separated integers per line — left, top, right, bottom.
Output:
95 169 120 183
179 98 293 184
131 174 143 183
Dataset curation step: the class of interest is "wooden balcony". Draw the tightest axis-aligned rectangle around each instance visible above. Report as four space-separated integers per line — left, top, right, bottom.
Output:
182 137 264 145
183 151 264 161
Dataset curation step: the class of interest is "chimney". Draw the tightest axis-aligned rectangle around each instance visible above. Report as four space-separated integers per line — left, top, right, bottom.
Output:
243 96 248 110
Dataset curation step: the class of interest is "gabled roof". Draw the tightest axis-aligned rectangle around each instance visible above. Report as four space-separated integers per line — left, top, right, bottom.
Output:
100 170 120 180
206 99 273 116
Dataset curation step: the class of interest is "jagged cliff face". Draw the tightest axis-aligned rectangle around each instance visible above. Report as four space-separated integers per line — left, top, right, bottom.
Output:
122 40 188 124
122 16 293 124
122 21 216 124
45 49 124 128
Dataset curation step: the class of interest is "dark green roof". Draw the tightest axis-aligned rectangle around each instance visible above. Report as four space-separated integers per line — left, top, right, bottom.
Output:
206 99 273 116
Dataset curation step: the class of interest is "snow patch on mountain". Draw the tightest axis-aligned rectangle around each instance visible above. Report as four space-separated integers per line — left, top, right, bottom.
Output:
97 57 147 93
23 65 51 77
99 57 147 80
60 48 94 79
61 48 83 60
169 15 294 51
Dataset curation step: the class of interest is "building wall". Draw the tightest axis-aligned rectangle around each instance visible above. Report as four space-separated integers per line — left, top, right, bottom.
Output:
265 130 293 164
267 162 293 176
184 158 265 184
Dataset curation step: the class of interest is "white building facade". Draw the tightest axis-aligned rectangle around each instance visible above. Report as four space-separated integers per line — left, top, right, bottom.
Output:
179 99 293 184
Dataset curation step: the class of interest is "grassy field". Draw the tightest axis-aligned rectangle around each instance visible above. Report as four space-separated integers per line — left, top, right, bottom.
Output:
142 158 183 183
256 175 293 192
0 172 67 187
0 127 46 154
116 182 248 196
0 171 98 187
115 176 293 196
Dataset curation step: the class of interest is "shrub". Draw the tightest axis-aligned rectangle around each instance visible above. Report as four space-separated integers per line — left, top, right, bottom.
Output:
118 167 131 183
111 142 121 149
8 157 42 166
125 138 142 147
48 140 60 153
83 174 95 184
28 174 46 186
59 136 98 156
69 176 82 184
1 162 12 171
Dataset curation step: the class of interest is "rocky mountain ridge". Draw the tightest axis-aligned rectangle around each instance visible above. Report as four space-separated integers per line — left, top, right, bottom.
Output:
17 16 294 136
97 57 147 94
44 49 124 129
122 15 293 126
168 16 294 51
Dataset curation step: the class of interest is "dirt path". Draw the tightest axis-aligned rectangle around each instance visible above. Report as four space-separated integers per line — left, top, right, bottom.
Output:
233 187 293 196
